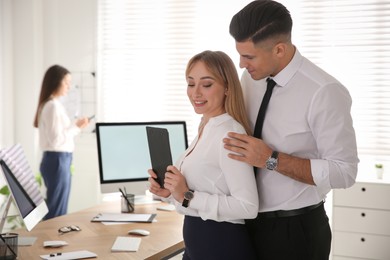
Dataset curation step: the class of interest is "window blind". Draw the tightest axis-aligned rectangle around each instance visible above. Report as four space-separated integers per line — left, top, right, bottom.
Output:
97 0 251 142
280 0 390 165
98 0 390 165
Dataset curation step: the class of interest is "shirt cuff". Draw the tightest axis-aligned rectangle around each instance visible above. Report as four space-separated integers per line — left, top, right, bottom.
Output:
311 159 331 191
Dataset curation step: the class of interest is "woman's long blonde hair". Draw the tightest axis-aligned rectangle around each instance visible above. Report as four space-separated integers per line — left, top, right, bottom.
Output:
185 50 252 135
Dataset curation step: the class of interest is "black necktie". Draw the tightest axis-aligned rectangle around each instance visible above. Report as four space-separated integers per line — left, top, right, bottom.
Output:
253 78 276 139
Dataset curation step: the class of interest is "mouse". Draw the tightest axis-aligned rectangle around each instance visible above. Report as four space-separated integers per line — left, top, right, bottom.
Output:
128 229 150 236
43 240 68 248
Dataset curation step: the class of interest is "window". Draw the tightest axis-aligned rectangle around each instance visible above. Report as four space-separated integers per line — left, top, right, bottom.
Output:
281 0 390 168
97 0 251 142
98 0 390 167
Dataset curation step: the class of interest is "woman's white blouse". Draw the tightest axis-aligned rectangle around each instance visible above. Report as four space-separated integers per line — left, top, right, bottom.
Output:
173 113 259 224
38 99 80 152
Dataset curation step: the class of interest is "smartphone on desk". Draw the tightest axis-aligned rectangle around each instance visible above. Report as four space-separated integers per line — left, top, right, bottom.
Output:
146 126 173 188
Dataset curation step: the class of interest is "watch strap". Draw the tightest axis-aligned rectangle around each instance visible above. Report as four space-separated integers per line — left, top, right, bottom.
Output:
182 189 194 208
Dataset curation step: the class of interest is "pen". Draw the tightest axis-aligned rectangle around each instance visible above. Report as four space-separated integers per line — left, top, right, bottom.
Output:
123 186 132 211
119 188 134 212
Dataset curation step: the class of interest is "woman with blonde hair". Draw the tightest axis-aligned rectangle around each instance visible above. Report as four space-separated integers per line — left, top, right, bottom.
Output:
148 51 258 259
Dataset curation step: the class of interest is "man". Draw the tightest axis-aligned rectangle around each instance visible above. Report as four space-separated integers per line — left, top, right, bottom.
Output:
223 1 359 259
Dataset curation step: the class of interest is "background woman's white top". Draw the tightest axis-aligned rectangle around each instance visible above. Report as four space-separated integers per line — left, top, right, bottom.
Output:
38 98 80 152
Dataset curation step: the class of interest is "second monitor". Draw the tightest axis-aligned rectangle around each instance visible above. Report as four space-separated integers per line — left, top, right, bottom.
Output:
95 121 188 195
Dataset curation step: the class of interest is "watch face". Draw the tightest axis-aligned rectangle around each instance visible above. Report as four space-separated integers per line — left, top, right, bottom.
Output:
266 158 278 170
184 191 194 200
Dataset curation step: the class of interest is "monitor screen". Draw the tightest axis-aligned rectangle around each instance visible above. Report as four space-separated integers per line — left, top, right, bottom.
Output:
0 144 48 232
95 121 188 195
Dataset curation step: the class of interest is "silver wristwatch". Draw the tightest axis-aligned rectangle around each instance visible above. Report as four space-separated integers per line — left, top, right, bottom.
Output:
266 151 279 170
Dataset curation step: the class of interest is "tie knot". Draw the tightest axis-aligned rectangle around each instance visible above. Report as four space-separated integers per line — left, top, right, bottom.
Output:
266 78 277 89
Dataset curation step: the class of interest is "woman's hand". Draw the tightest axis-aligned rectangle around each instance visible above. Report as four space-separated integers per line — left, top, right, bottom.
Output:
163 165 189 203
76 117 89 129
147 169 171 198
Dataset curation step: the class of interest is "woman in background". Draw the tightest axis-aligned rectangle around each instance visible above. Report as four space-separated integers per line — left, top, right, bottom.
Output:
148 51 258 259
33 65 89 220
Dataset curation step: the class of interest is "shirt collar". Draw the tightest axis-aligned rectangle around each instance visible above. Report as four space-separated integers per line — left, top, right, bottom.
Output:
273 47 303 87
203 113 231 128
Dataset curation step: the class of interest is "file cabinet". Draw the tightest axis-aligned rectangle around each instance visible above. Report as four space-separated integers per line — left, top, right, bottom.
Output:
332 181 390 260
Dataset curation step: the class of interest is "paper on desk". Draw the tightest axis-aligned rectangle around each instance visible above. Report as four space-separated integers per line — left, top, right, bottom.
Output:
40 250 97 259
111 236 141 252
91 213 156 223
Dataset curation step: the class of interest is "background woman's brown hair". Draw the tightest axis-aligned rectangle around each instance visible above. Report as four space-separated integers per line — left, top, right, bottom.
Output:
33 65 70 128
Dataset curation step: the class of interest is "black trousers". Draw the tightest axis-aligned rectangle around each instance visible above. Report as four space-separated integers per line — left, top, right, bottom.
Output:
245 204 331 260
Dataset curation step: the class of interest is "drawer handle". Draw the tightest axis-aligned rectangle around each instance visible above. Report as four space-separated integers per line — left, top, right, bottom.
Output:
361 237 365 242
361 212 366 217
361 187 366 192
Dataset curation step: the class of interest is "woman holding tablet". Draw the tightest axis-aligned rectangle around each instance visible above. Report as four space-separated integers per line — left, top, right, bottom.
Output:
148 51 258 259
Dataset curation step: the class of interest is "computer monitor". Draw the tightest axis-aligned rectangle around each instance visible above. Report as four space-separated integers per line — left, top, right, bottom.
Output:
0 144 48 232
95 121 188 195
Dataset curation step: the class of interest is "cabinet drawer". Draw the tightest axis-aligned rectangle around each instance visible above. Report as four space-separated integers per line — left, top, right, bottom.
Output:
333 182 390 210
333 231 390 260
333 207 390 236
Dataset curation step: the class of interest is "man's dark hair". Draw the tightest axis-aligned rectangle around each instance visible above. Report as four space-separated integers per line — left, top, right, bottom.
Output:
229 0 292 44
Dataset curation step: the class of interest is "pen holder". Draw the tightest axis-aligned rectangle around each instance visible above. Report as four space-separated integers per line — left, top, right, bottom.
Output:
121 194 135 213
0 233 18 260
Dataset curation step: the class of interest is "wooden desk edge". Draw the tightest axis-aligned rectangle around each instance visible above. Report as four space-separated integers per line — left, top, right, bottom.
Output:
145 240 185 260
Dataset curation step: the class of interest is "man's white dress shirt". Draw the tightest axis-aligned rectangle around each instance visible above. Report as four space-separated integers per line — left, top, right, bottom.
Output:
241 49 359 212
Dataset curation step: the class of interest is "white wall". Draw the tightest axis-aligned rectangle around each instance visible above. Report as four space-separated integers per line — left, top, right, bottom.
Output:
0 0 100 213
0 0 16 151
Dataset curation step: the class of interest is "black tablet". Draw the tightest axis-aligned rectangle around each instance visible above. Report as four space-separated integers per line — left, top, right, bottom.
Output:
146 126 173 188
